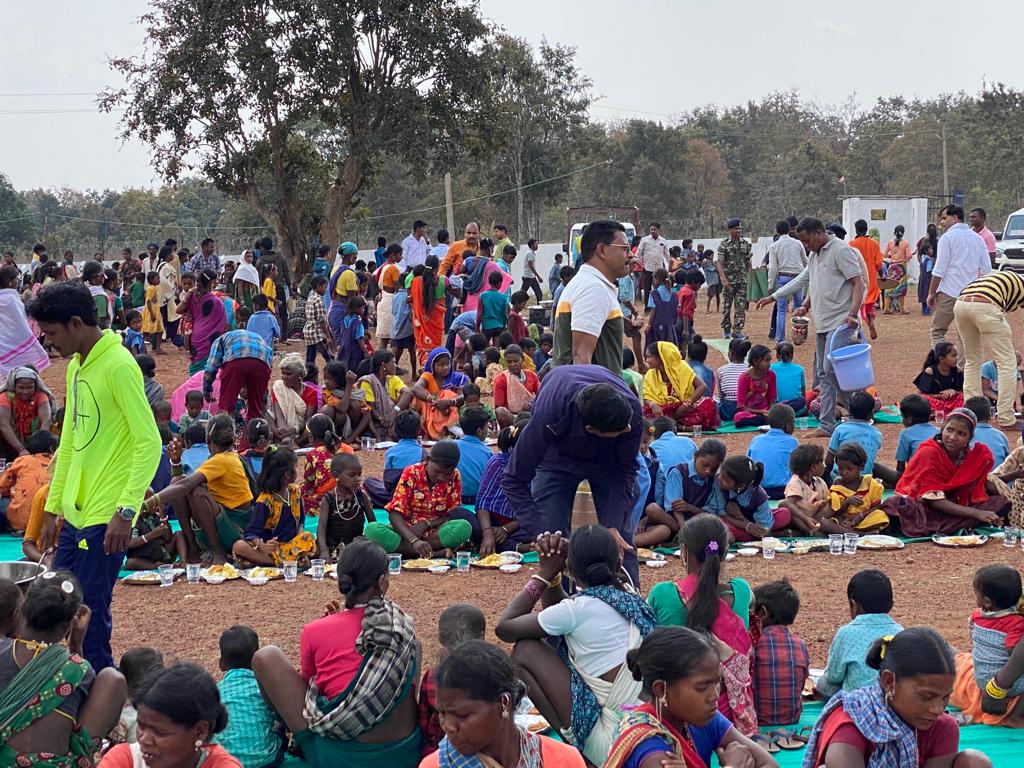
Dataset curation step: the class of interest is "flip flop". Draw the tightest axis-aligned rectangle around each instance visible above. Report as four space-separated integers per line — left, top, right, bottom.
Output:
752 733 780 754
792 725 815 744
770 729 804 750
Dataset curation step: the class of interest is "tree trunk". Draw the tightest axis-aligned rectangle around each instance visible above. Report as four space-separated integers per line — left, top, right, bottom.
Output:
321 155 364 254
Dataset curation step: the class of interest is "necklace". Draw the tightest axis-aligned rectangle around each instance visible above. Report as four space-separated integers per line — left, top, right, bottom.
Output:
16 638 49 653
332 489 361 521
272 488 292 507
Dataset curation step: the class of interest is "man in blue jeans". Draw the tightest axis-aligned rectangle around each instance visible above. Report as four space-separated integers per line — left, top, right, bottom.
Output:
29 282 161 671
502 365 643 582
766 219 807 342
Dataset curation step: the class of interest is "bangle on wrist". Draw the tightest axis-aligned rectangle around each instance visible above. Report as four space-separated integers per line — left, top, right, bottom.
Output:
986 677 1009 700
530 574 552 588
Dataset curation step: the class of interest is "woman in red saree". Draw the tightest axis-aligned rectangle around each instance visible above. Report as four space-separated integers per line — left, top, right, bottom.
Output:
410 255 448 368
602 627 777 768
882 407 1008 536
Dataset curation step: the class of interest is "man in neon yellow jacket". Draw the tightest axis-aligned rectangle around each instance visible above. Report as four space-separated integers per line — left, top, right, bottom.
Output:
30 281 161 670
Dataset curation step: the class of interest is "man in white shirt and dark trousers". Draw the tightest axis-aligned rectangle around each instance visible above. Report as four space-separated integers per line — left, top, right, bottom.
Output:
400 219 430 271
766 219 808 343
520 238 544 303
635 222 669 306
927 204 991 358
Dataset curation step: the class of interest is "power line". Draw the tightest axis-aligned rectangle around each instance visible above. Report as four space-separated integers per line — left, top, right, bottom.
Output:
360 159 612 220
0 92 99 97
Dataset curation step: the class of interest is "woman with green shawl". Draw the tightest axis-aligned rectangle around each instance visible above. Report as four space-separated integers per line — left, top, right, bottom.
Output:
0 571 126 767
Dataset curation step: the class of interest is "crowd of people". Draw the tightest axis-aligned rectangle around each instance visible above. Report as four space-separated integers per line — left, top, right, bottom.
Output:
0 208 1018 768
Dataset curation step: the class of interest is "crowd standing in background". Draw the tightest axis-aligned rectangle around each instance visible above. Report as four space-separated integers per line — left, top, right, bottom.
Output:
0 207 1019 768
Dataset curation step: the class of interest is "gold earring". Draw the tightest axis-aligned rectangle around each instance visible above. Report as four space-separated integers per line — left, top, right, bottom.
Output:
194 739 203 750
884 689 893 705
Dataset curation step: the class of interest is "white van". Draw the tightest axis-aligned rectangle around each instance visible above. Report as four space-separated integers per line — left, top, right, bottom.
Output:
996 207 1024 272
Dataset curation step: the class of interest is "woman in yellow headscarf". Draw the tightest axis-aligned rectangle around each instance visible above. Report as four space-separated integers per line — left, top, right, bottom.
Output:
642 342 721 430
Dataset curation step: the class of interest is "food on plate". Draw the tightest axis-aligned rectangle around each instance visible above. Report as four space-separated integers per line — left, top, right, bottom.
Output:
636 548 656 561
123 572 161 584
246 567 282 580
205 564 240 579
857 535 904 550
527 719 549 733
473 553 511 568
933 534 987 547
403 558 448 570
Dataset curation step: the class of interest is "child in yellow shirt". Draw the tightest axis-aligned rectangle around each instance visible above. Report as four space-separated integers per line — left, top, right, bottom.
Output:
825 442 889 534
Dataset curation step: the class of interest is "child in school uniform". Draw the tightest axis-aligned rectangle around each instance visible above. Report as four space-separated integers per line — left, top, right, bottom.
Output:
364 410 426 507
950 565 1024 726
707 455 792 542
825 442 890 534
217 625 286 768
746 404 797 500
316 453 375 562
419 604 487 756
894 393 939 479
780 443 828 534
123 309 146 356
752 579 810 727
966 396 1011 467
455 406 493 504
825 390 895 486
815 569 903 698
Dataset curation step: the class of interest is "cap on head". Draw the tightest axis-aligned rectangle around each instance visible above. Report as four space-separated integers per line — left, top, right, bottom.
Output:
726 217 741 229
338 242 359 256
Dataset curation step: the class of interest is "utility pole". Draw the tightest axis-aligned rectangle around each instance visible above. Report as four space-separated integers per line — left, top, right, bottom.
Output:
444 173 455 235
941 122 949 198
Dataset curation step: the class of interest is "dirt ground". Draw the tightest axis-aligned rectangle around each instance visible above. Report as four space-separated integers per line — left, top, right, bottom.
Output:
35 297 1024 672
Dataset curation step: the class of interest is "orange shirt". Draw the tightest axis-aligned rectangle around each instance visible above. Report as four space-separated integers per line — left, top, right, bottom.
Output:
851 235 885 305
24 483 62 546
0 453 51 530
439 239 477 276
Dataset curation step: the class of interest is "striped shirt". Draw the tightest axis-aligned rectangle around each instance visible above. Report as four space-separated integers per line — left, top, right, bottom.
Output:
960 271 1024 312
716 362 747 400
551 263 624 375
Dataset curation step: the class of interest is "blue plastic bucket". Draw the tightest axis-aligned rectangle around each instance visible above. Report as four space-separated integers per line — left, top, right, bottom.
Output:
828 327 874 390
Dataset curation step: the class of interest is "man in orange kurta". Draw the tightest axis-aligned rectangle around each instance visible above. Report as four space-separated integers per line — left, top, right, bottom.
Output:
850 218 885 339
439 222 480 277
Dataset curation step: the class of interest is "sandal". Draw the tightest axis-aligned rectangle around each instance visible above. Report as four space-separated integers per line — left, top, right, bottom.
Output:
792 725 815 744
769 728 804 750
752 733 780 754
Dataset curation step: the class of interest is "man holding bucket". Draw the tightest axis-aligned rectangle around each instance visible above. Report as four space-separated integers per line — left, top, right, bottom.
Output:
757 217 867 436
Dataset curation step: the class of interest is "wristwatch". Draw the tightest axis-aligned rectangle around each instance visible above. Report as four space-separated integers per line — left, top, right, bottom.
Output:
115 507 136 523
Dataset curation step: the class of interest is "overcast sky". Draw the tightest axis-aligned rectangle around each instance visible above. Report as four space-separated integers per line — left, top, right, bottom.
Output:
3 0 1022 190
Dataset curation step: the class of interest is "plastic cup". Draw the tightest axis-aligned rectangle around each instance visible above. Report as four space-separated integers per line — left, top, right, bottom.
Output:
828 534 844 556
283 560 298 583
843 533 859 555
388 554 402 576
1004 527 1019 548
693 424 702 440
761 540 776 560
361 436 376 452
186 563 201 584
158 564 174 587
310 558 326 581
457 551 471 572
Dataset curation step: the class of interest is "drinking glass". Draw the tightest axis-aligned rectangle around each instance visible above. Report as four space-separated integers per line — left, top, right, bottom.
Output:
158 564 174 587
457 551 471 572
310 558 326 581
283 560 298 583
1004 527 1019 548
388 554 402 576
843 533 859 555
692 424 702 440
186 563 201 584
761 539 776 560
828 534 844 556
361 436 376 452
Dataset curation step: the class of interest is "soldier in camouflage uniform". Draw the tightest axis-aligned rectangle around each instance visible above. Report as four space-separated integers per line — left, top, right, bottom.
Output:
716 217 753 339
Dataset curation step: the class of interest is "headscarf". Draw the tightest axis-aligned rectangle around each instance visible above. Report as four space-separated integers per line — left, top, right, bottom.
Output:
272 354 310 430
423 348 469 390
233 250 260 287
462 254 491 294
642 342 697 406
0 366 55 408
